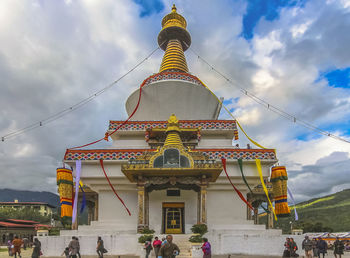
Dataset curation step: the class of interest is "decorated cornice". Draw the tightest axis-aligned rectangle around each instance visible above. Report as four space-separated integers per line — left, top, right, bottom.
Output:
64 148 276 161
141 72 204 88
108 119 238 132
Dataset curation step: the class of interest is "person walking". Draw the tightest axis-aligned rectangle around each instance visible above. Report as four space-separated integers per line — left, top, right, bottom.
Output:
68 236 79 258
74 237 81 258
153 236 162 258
201 238 211 258
31 238 41 258
61 247 70 258
23 238 29 250
7 240 13 256
283 237 291 257
12 236 23 258
159 235 180 258
96 236 105 258
144 238 153 258
312 238 318 257
334 237 344 258
302 236 313 258
316 237 327 258
290 238 298 257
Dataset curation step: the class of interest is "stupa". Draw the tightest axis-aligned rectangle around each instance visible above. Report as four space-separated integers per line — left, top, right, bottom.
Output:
41 5 297 257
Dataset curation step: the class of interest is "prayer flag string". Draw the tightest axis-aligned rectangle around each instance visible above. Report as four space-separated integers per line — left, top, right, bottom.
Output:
99 159 131 216
287 186 299 221
238 159 270 213
255 159 277 221
72 160 81 223
221 158 253 210
68 78 144 150
79 181 86 214
196 78 268 150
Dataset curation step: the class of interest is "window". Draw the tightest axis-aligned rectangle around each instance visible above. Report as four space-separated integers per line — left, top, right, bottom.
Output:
167 189 180 196
164 149 180 167
153 148 190 168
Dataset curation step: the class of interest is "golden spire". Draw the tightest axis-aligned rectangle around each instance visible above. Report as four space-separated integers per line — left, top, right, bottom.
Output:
159 39 188 73
158 4 191 73
164 114 183 146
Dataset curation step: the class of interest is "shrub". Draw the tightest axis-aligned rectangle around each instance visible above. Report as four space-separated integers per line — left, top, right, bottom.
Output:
138 234 153 243
189 234 203 243
190 223 208 235
140 228 155 234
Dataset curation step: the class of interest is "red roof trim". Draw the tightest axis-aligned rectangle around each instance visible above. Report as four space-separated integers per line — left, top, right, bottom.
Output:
66 149 156 154
196 148 276 152
109 120 236 124
65 148 275 154
0 222 35 228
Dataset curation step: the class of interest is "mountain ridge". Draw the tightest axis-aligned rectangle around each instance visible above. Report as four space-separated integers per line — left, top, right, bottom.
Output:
260 188 350 233
0 188 59 207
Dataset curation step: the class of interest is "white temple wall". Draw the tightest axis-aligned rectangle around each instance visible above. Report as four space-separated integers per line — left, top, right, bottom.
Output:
126 80 220 121
98 189 138 231
148 190 197 234
111 135 149 148
72 163 124 177
197 136 234 148
207 189 248 229
225 162 271 177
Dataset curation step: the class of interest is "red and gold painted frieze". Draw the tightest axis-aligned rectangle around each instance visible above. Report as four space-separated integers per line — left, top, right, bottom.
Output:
142 72 204 88
108 120 238 131
64 148 276 161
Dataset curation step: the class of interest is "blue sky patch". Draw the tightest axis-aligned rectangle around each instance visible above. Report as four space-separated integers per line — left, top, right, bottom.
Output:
319 68 350 88
133 0 164 17
241 0 307 40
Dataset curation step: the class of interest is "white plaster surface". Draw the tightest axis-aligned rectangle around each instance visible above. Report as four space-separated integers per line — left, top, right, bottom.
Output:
126 80 221 121
39 231 305 257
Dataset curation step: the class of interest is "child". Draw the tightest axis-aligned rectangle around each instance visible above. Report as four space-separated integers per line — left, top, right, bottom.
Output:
61 247 70 258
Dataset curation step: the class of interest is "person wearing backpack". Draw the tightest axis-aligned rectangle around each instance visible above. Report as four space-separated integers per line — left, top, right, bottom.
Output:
144 238 153 258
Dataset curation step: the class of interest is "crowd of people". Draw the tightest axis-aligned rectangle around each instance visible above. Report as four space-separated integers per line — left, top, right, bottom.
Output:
283 235 348 258
5 234 349 258
6 235 42 258
144 234 211 258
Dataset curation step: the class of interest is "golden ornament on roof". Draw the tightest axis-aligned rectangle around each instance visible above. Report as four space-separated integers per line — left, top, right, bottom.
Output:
158 4 191 51
161 4 187 31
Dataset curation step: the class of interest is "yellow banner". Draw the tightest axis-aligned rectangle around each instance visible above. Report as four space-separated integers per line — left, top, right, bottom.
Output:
255 159 277 221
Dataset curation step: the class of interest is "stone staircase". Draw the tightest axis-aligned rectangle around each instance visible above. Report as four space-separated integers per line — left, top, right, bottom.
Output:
151 234 193 258
172 234 193 258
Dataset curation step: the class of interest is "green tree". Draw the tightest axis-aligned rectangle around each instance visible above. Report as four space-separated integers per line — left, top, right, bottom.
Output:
0 207 51 223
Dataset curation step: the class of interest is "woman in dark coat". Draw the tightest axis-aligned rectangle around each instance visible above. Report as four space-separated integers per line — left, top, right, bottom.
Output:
334 237 344 258
96 236 105 258
31 238 41 258
316 237 327 258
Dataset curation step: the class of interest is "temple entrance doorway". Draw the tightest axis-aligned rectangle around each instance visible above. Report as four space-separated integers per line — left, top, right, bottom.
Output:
163 202 184 234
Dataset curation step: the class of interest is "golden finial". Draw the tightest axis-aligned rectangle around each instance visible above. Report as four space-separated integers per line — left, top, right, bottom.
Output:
172 4 177 12
166 114 180 133
168 114 179 124
158 4 191 51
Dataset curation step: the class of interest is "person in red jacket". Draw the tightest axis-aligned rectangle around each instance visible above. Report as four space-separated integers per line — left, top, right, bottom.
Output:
153 236 162 258
201 238 211 258
12 236 23 258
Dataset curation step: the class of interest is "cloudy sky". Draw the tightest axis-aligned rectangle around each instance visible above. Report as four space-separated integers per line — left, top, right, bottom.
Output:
0 0 350 203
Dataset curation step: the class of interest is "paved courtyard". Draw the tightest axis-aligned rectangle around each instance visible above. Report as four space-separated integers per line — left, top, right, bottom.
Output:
1 248 350 258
